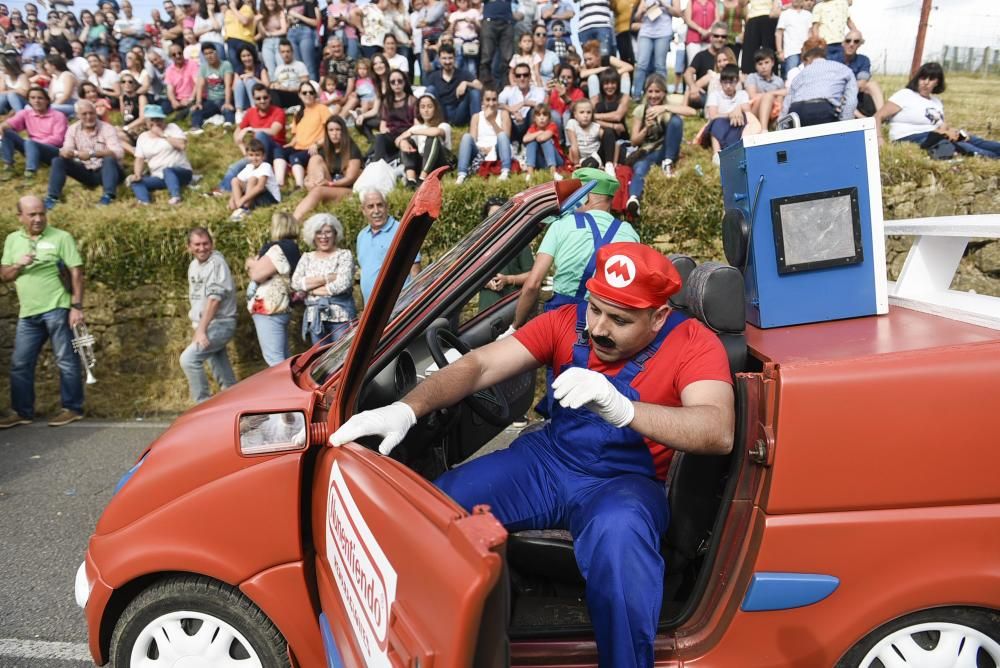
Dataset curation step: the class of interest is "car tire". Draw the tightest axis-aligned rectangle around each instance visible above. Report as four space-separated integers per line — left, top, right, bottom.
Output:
836 606 1000 668
109 575 291 668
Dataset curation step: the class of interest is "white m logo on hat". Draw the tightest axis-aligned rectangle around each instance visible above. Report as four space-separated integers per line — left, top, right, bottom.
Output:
604 254 636 288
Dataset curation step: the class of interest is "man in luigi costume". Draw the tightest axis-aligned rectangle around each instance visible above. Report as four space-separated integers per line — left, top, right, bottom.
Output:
512 166 639 330
332 241 735 668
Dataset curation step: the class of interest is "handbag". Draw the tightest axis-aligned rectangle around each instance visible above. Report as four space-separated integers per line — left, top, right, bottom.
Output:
461 40 480 56
921 131 956 161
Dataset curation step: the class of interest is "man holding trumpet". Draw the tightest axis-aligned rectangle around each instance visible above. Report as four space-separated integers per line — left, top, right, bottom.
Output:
0 194 85 428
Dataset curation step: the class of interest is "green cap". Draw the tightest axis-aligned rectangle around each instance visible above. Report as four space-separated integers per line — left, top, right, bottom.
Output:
572 167 620 196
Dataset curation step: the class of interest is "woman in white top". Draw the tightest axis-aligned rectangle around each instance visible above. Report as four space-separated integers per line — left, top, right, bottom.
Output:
875 62 1000 159
245 212 302 365
126 105 194 205
194 0 226 62
44 54 78 117
398 94 453 189
455 87 512 183
0 52 29 114
291 213 358 345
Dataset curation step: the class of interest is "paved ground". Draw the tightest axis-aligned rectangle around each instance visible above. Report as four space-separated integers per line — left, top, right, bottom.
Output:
0 421 168 668
0 418 521 668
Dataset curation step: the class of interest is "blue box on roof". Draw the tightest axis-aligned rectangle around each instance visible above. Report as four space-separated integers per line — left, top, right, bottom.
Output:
718 118 889 329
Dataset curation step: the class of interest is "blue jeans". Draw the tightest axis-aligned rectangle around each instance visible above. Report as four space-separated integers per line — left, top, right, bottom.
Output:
261 36 284 78
234 76 261 110
901 132 1000 159
782 54 801 77
288 24 319 82
634 35 669 97
252 312 291 366
435 87 481 126
48 156 124 199
457 131 511 175
525 138 563 169
52 101 78 118
191 98 236 128
309 320 351 346
227 38 257 73
131 166 194 202
179 318 238 403
11 308 83 418
456 47 479 78
578 26 615 57
0 91 25 114
1 130 60 172
629 115 683 197
218 133 285 190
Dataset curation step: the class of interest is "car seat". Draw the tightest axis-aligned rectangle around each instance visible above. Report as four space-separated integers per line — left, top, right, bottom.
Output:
507 261 747 599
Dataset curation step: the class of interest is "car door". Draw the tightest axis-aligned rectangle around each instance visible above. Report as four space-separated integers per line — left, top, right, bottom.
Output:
310 172 510 668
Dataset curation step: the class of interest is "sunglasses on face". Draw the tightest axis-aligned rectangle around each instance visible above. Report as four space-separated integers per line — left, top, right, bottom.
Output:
299 89 315 95
844 39 861 44
390 79 405 84
711 34 727 39
515 72 530 79
253 95 270 101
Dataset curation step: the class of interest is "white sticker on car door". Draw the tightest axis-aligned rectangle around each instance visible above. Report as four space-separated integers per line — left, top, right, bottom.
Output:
326 460 399 667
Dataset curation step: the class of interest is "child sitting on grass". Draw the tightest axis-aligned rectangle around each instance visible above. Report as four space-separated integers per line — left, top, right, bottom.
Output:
523 103 565 180
745 48 786 131
706 64 762 163
229 138 281 220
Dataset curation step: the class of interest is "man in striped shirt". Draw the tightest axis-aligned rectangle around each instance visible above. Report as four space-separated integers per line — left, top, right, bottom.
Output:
781 38 856 126
577 0 616 57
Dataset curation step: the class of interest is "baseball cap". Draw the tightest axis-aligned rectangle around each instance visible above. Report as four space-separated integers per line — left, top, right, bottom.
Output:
572 166 619 196
585 242 682 309
143 104 166 119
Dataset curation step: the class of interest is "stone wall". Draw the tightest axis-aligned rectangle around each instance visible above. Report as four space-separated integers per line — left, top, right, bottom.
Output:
2 172 998 419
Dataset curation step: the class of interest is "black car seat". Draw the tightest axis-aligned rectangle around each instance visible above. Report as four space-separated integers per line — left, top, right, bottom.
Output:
507 262 747 597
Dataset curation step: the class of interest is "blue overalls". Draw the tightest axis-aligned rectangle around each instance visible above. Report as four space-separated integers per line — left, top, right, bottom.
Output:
543 212 624 313
437 303 689 668
538 212 624 417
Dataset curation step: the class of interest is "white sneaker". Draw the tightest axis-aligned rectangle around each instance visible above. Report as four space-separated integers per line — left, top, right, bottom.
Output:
524 172 532 182
222 121 234 129
626 195 640 217
712 152 721 166
499 170 509 181
604 161 616 176
205 114 224 126
661 158 673 176
286 105 301 115
235 109 245 124
456 173 467 184
188 128 205 136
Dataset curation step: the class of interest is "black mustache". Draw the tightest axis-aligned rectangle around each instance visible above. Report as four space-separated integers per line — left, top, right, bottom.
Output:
590 334 616 349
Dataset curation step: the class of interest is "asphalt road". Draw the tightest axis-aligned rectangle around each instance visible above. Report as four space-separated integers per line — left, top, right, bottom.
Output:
0 421 169 668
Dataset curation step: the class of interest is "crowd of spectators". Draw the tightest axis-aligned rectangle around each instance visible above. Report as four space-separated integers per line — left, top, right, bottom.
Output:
0 0 957 221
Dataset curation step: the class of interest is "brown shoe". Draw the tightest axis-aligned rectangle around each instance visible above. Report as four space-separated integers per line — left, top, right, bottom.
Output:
48 409 83 427
0 413 32 429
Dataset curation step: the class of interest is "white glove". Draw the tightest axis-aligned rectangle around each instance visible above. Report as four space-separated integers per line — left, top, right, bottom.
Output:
551 367 635 428
496 325 516 341
329 401 417 456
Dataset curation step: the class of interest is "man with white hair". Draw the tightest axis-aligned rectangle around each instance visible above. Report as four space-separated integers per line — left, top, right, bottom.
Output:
44 99 125 209
830 29 884 118
355 189 421 305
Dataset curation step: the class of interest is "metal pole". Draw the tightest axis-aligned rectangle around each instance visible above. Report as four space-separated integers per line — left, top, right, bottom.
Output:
910 0 933 77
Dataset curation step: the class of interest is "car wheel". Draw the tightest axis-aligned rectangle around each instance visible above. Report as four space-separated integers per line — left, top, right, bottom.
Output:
837 607 1000 668
109 575 291 668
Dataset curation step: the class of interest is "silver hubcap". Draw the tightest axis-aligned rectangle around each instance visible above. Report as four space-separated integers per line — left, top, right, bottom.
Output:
860 621 1000 668
130 610 263 668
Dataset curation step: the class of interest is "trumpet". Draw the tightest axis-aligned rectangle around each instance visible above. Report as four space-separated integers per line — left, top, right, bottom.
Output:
71 322 98 385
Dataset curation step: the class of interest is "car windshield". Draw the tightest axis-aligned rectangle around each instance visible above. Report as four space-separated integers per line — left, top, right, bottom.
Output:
309 199 518 385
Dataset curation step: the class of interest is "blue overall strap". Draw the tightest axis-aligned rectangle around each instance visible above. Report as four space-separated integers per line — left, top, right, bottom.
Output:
570 301 591 368
615 310 689 385
573 212 624 301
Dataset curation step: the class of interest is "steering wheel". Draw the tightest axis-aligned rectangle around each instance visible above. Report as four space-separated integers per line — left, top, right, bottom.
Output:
425 320 511 427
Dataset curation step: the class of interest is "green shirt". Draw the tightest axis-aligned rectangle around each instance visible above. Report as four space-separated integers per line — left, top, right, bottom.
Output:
537 210 639 298
2 226 82 318
199 59 233 104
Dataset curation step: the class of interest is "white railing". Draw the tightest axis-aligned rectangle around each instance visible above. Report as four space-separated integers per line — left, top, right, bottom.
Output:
886 214 1000 330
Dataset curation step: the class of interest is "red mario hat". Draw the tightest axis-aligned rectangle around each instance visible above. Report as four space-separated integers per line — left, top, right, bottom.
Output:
585 242 682 309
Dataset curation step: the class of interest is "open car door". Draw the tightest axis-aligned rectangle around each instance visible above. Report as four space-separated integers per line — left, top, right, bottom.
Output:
310 170 511 668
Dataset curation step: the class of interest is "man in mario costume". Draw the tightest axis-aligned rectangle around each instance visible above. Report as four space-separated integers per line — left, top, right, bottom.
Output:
331 242 735 668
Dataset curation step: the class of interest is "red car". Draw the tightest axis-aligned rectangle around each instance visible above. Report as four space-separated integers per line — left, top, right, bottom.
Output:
76 172 1000 667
